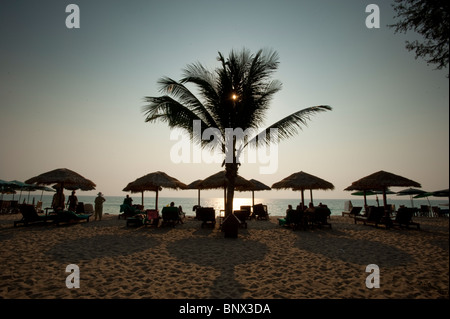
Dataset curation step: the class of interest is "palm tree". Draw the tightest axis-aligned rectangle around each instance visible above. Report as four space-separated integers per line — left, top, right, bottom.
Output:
143 48 332 216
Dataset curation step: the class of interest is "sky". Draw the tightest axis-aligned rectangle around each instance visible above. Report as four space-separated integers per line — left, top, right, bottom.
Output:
0 0 448 200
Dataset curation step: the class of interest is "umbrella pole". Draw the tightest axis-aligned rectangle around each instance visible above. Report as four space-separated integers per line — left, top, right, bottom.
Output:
224 187 226 211
301 190 304 207
310 189 313 206
252 190 255 207
363 191 368 208
141 191 144 207
197 189 200 206
155 189 159 211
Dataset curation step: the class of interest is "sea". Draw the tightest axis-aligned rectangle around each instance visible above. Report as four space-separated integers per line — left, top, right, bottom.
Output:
4 193 448 217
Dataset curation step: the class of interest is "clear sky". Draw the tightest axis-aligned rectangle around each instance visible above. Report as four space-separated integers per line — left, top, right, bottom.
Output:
1 0 448 200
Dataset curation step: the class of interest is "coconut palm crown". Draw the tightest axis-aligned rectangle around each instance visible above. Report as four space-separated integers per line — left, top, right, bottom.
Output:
143 48 332 216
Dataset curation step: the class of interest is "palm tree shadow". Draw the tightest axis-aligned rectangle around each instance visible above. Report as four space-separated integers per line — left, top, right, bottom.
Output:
45 233 160 263
295 232 414 267
167 237 268 298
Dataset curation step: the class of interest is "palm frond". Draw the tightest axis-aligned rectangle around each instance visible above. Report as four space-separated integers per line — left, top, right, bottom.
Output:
243 105 332 149
142 95 224 149
157 76 218 128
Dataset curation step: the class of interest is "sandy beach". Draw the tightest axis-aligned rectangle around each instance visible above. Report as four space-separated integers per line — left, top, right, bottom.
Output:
0 213 448 300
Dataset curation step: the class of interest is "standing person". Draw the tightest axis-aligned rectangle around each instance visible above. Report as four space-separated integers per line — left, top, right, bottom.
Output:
94 192 106 221
67 190 78 212
52 187 65 211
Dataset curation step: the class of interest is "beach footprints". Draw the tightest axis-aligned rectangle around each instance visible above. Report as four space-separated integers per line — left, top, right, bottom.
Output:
167 237 268 298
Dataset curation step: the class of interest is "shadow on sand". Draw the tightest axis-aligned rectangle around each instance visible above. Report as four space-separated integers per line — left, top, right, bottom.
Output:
45 233 160 263
167 237 268 298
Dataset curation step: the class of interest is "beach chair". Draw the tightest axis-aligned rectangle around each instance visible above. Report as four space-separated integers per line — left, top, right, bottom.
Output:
343 206 362 218
419 205 430 217
341 200 353 216
240 206 252 219
354 206 391 229
233 210 248 229
119 204 141 219
196 207 216 228
392 207 420 230
253 204 269 220
312 206 332 229
431 206 441 217
14 204 56 227
54 210 91 225
290 209 306 231
143 209 160 227
35 201 43 214
84 203 94 215
161 206 180 227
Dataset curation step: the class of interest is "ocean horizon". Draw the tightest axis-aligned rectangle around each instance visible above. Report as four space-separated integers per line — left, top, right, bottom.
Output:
4 193 448 217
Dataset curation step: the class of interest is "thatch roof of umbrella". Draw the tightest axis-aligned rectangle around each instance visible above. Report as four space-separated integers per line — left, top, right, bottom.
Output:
236 178 271 207
272 171 334 205
345 170 421 191
344 170 421 209
25 168 96 191
197 171 254 190
197 171 255 210
122 171 187 209
187 179 203 190
25 168 96 209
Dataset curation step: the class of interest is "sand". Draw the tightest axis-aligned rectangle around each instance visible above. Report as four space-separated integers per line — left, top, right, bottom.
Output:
0 213 448 300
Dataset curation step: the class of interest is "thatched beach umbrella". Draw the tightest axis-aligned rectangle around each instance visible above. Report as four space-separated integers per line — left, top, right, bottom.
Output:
25 168 96 208
123 171 187 210
25 168 96 190
197 171 254 210
272 171 335 206
236 179 271 207
344 170 421 210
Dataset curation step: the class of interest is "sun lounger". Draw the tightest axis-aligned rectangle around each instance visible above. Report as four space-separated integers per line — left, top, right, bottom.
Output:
14 204 56 227
354 206 391 229
144 209 160 227
54 210 91 226
392 207 420 230
342 206 362 217
119 204 142 219
311 206 332 229
253 204 269 220
84 203 94 215
196 207 216 228
161 206 181 227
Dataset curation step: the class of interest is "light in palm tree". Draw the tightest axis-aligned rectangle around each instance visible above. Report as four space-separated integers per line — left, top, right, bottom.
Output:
143 48 332 216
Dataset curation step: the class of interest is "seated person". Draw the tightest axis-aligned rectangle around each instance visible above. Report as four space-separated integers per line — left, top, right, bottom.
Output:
296 203 306 212
279 205 294 226
168 201 184 224
123 195 133 206
178 205 186 223
305 202 315 213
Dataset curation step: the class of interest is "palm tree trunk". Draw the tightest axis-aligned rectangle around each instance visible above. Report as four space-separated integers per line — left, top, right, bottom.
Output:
225 163 238 217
